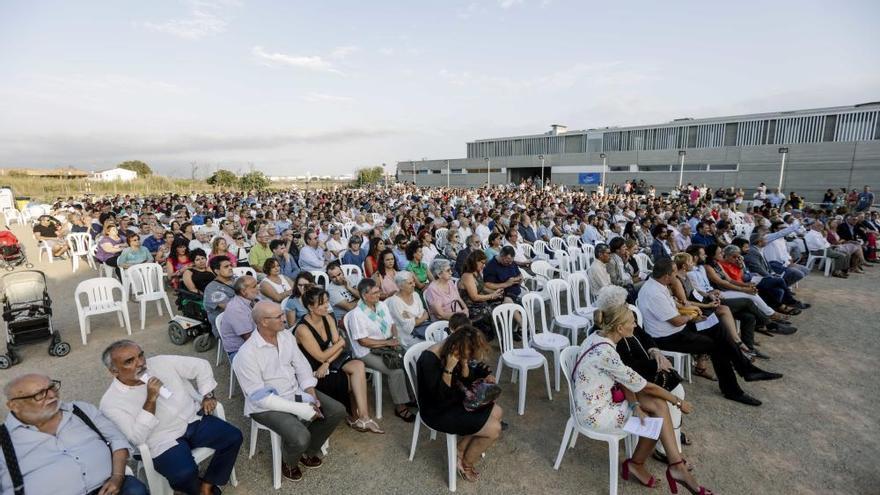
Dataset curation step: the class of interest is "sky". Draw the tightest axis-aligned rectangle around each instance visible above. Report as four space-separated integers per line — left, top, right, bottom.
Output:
1 0 878 177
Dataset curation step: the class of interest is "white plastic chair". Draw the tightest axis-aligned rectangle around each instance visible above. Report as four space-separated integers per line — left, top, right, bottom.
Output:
74 277 132 345
34 235 54 264
546 279 590 346
424 320 449 343
310 270 329 287
553 249 574 274
565 235 581 250
67 232 95 272
126 263 174 330
567 272 597 320
434 228 449 251
248 419 283 489
581 244 596 266
522 293 568 392
403 341 458 492
805 248 832 277
629 304 691 382
3 209 23 228
214 313 239 398
232 266 256 278
533 240 551 261
137 402 238 495
633 252 653 275
342 311 383 419
549 237 568 252
341 264 364 285
553 346 634 495
492 303 552 415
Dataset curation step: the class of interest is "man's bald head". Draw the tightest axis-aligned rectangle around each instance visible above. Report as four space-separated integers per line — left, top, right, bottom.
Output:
252 300 284 331
3 373 49 399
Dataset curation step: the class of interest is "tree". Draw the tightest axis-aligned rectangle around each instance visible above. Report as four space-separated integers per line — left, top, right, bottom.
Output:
117 160 152 176
238 170 269 190
207 169 238 188
355 166 384 186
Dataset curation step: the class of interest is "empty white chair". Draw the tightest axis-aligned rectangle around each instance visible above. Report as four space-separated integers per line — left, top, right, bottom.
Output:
403 341 458 492
310 270 329 287
424 320 449 343
492 303 552 415
546 279 590 345
341 264 364 285
2 208 23 228
126 263 174 330
137 403 237 495
342 311 383 419
633 252 653 276
567 247 583 271
568 272 597 320
434 228 449 251
549 237 567 252
805 248 832 277
522 292 568 392
553 346 634 495
67 232 95 272
232 266 256 278
531 259 562 282
74 277 132 345
553 249 573 274
214 313 238 398
581 244 595 266
533 240 551 261
519 242 536 260
565 235 581 250
248 419 283 489
629 304 690 382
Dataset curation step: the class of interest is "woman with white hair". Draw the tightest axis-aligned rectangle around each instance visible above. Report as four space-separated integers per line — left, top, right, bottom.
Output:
576 286 711 494
387 271 430 347
424 258 468 321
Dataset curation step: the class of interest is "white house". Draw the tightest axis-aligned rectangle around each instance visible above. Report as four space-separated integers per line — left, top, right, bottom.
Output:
89 167 138 182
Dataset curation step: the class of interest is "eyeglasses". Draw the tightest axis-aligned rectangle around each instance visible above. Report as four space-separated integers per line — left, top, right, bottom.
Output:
263 313 286 321
10 380 61 402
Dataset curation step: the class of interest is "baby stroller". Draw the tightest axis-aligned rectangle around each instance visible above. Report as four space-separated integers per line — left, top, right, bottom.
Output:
0 230 33 271
0 270 69 368
168 287 214 353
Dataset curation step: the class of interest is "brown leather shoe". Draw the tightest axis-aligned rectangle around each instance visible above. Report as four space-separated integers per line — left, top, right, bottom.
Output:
282 462 303 481
300 455 323 469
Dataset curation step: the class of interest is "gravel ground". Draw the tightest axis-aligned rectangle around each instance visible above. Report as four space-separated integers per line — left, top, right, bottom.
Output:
0 224 877 495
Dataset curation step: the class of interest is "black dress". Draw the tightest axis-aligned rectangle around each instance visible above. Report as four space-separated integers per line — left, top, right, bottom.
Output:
190 269 215 293
416 351 491 436
298 316 353 414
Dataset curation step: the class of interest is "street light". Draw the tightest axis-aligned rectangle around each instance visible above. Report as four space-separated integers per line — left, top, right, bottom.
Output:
599 153 607 194
777 147 789 191
446 160 450 188
382 162 387 185
677 150 687 188
412 161 416 185
538 154 545 186
485 157 490 187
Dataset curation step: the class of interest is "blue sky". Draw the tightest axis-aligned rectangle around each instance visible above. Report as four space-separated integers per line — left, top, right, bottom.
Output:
1 0 878 177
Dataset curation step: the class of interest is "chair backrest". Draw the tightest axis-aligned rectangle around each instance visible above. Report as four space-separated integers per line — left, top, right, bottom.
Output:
581 244 595 264
75 277 124 310
127 263 165 297
575 252 591 272
492 303 527 354
435 228 449 250
403 340 435 399
232 266 256 278
553 250 572 274
533 240 550 259
546 278 571 319
628 303 643 327
633 253 652 274
341 264 363 285
559 345 584 422
67 232 92 255
424 320 449 343
531 260 557 281
521 292 549 344
519 242 535 260
567 272 591 313
567 247 582 270
565 235 581 250
310 270 329 287
549 237 567 251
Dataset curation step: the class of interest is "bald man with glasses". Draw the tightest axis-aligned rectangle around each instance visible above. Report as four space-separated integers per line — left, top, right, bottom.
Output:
1 374 147 495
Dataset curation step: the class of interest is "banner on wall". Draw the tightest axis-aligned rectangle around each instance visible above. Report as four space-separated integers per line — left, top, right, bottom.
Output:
578 173 601 185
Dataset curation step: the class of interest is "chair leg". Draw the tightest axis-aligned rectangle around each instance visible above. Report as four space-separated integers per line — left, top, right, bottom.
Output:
373 372 382 419
139 301 146 330
543 362 553 401
248 421 259 458
270 431 282 490
495 358 504 384
163 295 174 316
553 349 561 392
80 316 88 345
553 419 574 470
216 343 222 367
156 299 164 317
517 367 527 415
608 439 620 495
228 371 235 398
409 414 422 461
446 434 457 492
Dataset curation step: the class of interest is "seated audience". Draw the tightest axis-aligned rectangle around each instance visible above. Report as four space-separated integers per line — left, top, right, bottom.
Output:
387 271 430 346
260 257 294 303
425 259 469 320
285 271 316 326
373 248 400 300
218 275 259 359
181 248 215 293
327 261 360 321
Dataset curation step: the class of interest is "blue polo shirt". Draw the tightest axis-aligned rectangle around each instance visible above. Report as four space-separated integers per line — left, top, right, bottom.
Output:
483 256 521 298
142 235 165 253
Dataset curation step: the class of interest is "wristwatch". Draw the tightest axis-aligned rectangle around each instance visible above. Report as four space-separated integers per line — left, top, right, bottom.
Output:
203 392 216 400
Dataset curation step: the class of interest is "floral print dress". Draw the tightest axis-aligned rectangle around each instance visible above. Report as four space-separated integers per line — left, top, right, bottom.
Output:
573 333 647 432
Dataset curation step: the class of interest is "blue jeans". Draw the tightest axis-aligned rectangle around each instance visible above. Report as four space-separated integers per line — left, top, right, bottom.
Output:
768 260 807 286
152 415 243 494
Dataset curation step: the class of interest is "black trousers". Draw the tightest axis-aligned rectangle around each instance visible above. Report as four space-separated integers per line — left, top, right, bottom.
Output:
654 323 759 398
720 298 768 348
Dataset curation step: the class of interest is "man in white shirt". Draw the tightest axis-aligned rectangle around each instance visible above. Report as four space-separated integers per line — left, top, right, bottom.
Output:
100 340 242 495
233 301 345 483
581 215 605 246
588 243 612 295
188 229 213 253
804 220 849 277
763 221 810 285
298 229 327 272
637 259 782 407
326 261 360 320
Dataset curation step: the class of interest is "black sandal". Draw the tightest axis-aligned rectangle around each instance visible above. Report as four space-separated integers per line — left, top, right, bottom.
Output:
394 406 416 423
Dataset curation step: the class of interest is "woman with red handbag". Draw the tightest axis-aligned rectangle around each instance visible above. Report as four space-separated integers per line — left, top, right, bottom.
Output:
573 288 713 494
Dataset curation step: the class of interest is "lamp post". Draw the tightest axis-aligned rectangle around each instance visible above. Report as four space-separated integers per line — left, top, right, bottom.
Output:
446 160 450 188
600 153 607 195
382 162 387 185
412 161 416 185
677 150 687 188
538 154 545 186
485 157 490 188
777 147 789 191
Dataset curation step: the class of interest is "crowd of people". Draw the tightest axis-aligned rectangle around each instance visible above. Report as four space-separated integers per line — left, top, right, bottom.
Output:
3 179 877 494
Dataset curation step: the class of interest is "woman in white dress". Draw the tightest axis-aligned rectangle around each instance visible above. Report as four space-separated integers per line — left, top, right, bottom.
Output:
573 291 712 494
259 258 293 303
387 271 430 348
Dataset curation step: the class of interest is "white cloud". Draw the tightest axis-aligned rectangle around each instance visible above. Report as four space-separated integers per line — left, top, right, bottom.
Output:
330 45 360 59
140 0 239 40
302 92 354 103
497 0 523 8
378 47 395 56
252 46 342 74
439 62 654 94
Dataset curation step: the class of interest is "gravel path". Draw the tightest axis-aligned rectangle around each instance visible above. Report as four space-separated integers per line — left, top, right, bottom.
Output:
1 224 877 494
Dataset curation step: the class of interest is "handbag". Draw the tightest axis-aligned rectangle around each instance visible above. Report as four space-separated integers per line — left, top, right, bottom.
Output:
371 345 405 369
460 379 502 412
653 368 683 392
328 349 353 372
572 341 626 404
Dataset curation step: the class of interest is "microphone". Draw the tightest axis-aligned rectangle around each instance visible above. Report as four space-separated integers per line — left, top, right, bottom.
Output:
139 372 173 399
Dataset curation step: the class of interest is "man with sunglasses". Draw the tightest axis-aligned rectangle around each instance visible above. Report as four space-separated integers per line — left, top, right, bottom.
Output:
1 373 147 495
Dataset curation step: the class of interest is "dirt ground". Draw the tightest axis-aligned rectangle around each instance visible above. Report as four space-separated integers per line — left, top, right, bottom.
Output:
1 223 877 495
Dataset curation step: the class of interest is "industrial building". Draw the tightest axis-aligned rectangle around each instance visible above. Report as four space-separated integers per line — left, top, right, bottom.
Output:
396 103 880 200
